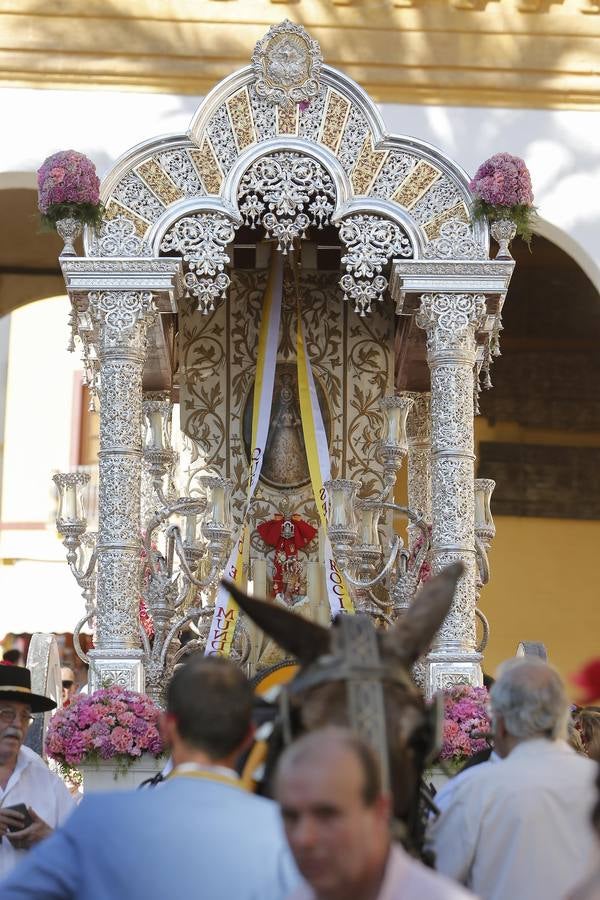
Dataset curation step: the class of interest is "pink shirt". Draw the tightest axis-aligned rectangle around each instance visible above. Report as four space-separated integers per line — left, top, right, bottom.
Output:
288 843 477 899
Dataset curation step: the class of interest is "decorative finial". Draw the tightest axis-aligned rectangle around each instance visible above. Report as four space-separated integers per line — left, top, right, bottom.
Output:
252 20 323 108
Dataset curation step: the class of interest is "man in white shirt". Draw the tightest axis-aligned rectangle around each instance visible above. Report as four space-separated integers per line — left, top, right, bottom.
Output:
277 727 475 900
0 664 75 878
428 658 598 900
432 751 499 815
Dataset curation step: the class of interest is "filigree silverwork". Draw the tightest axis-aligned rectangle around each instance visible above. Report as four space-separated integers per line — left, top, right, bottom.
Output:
338 215 413 316
238 152 335 254
252 20 323 108
88 217 153 258
423 219 486 260
490 219 517 260
160 214 237 314
56 217 83 257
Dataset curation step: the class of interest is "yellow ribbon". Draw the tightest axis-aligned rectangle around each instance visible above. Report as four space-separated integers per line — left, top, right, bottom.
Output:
206 254 284 655
293 258 354 614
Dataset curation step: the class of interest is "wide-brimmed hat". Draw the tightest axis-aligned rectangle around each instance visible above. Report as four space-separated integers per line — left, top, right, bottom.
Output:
0 665 57 713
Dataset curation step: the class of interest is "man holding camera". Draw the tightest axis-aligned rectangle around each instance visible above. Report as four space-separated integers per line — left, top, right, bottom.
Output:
0 664 74 878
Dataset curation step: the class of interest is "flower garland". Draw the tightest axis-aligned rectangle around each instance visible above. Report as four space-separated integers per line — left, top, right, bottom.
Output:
469 152 536 245
46 686 164 778
37 150 103 230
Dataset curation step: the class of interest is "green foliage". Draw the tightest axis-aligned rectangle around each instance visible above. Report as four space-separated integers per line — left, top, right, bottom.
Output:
471 198 538 248
40 202 105 231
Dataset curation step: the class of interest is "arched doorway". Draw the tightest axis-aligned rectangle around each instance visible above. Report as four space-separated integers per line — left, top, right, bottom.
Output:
475 228 600 683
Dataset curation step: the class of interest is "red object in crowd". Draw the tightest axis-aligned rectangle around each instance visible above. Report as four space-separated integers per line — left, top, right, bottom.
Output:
0 660 14 666
572 658 600 705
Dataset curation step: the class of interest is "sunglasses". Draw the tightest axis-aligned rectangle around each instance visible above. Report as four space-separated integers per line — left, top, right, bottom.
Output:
62 680 74 689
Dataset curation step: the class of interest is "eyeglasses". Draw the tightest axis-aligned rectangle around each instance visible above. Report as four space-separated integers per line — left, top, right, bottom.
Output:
0 708 34 727
62 681 73 689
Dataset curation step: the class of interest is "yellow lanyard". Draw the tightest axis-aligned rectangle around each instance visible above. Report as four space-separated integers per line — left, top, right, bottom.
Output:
166 767 247 792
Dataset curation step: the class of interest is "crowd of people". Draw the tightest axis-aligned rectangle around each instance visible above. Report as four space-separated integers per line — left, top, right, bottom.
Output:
0 652 598 899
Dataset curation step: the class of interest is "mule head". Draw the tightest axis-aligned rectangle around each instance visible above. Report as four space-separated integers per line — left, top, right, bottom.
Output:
223 562 462 848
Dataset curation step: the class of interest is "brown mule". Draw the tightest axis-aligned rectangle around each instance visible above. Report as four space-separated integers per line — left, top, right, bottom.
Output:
223 562 463 852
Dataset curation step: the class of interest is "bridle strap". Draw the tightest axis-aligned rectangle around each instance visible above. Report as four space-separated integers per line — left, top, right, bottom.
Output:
336 615 391 791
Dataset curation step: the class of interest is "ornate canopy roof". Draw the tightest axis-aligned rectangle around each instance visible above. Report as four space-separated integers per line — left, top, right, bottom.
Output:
89 20 488 295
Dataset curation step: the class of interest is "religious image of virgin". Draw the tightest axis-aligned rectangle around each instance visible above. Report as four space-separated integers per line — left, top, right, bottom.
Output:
242 364 331 491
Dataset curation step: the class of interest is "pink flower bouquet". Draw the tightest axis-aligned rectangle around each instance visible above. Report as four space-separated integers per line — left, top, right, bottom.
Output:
46 686 164 777
37 150 103 230
469 153 536 245
440 684 492 770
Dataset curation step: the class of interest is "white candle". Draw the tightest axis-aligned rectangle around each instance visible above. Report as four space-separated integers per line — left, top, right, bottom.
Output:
358 507 381 545
184 513 197 545
474 487 486 529
211 485 225 523
63 484 77 520
146 411 165 451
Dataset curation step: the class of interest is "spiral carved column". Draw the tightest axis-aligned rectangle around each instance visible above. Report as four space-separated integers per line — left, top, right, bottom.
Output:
416 293 486 696
87 290 156 693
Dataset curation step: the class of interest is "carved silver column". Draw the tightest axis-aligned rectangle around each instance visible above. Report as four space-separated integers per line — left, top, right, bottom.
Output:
402 391 432 553
86 290 156 692
60 258 185 694
389 226 514 698
416 293 486 695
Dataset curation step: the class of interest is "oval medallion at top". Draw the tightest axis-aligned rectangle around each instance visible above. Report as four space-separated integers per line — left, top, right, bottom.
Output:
252 20 323 108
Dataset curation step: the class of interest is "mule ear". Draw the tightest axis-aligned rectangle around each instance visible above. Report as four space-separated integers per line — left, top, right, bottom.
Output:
221 580 331 664
384 562 463 665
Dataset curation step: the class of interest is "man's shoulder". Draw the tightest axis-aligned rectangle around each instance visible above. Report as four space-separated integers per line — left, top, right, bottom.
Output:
442 757 501 802
19 746 49 769
448 741 597 806
19 747 67 786
390 845 476 898
73 778 282 823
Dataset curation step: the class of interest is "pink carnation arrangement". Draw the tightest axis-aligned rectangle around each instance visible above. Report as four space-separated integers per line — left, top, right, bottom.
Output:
439 684 491 769
37 150 103 230
46 686 164 777
469 152 536 245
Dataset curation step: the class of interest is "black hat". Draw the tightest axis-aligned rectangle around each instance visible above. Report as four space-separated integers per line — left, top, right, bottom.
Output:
0 665 57 713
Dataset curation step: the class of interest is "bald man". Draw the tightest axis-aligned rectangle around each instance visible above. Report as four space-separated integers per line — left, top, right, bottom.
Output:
428 658 598 900
276 728 474 900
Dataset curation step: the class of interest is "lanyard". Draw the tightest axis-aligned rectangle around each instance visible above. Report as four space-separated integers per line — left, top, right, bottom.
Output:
166 766 247 792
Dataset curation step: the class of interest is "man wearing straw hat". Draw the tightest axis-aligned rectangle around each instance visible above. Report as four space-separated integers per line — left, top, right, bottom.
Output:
0 664 74 878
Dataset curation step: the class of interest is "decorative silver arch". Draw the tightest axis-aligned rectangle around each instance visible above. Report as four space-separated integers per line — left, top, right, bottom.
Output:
86 21 488 314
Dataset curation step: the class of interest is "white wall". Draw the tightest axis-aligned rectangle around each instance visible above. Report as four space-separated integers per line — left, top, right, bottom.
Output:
0 294 79 560
0 86 597 268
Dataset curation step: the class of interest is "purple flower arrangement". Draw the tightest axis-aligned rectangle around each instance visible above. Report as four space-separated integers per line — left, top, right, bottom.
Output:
46 686 164 777
469 152 536 245
37 150 103 230
440 684 492 768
